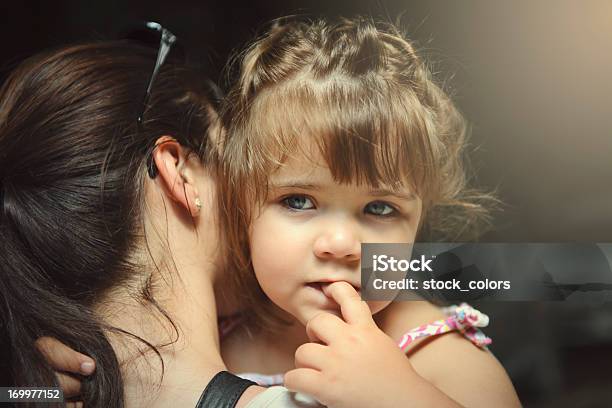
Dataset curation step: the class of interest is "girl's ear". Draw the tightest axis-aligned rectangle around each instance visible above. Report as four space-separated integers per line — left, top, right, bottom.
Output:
151 136 201 216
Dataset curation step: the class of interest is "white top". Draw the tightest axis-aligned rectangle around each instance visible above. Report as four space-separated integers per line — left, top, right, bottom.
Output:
245 386 324 408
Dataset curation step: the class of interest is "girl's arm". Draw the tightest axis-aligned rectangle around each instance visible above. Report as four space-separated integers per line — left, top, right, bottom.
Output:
284 282 464 408
376 301 522 407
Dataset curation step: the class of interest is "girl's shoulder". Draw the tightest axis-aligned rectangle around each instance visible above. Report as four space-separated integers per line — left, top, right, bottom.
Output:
375 300 448 341
376 301 521 407
375 300 491 349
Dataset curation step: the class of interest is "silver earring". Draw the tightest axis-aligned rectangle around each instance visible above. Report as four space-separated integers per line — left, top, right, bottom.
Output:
194 197 202 211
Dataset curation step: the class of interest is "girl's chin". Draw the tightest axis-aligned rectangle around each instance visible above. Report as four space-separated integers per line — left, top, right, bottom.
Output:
303 283 340 307
294 287 387 324
297 301 388 325
296 304 343 325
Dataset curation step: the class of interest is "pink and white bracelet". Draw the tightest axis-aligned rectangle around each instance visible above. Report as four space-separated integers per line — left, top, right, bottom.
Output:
398 303 492 352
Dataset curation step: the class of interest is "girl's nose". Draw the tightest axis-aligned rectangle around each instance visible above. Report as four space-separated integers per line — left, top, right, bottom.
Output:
313 223 361 262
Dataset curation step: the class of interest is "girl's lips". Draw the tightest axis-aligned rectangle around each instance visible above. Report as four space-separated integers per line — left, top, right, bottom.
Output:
306 281 361 294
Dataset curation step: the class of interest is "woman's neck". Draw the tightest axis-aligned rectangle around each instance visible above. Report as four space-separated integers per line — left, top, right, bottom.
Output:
221 307 309 375
96 267 226 407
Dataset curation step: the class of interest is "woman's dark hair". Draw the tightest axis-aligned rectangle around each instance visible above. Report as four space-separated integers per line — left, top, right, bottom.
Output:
0 42 218 407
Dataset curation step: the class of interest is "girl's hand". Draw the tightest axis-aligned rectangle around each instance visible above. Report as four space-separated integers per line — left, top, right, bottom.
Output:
35 337 95 403
284 282 462 408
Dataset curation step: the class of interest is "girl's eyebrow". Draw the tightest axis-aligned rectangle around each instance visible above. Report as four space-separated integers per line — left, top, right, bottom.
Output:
270 182 416 201
369 189 418 201
269 182 322 191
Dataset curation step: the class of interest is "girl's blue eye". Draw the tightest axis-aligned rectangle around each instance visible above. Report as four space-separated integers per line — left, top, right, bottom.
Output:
365 201 396 217
282 195 315 211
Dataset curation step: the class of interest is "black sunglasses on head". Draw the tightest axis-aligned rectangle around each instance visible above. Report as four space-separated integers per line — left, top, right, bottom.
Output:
120 21 181 179
120 22 223 180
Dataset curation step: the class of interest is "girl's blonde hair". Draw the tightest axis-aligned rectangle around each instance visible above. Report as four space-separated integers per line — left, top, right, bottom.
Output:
217 17 495 329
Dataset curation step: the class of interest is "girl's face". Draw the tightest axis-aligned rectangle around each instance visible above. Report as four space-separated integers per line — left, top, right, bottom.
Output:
249 152 422 325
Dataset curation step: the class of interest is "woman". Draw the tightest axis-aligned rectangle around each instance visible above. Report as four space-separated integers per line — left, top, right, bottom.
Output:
0 39 304 407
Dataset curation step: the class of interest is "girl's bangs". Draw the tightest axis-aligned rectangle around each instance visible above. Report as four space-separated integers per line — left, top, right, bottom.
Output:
247 78 441 200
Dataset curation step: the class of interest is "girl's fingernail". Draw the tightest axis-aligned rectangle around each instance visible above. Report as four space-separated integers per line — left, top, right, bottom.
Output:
80 361 95 375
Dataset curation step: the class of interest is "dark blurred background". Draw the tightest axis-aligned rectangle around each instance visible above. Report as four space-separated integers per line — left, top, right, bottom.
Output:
2 1 611 406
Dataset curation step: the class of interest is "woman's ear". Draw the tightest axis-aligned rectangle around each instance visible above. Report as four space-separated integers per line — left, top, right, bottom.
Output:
151 136 201 216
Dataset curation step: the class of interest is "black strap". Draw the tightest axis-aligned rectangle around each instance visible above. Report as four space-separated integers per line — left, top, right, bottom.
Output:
195 371 257 408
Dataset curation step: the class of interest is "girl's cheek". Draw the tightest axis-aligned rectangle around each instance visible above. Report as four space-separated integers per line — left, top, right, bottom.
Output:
366 223 417 243
250 212 300 276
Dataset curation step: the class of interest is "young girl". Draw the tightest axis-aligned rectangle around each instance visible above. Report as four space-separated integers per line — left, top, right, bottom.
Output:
215 17 520 407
